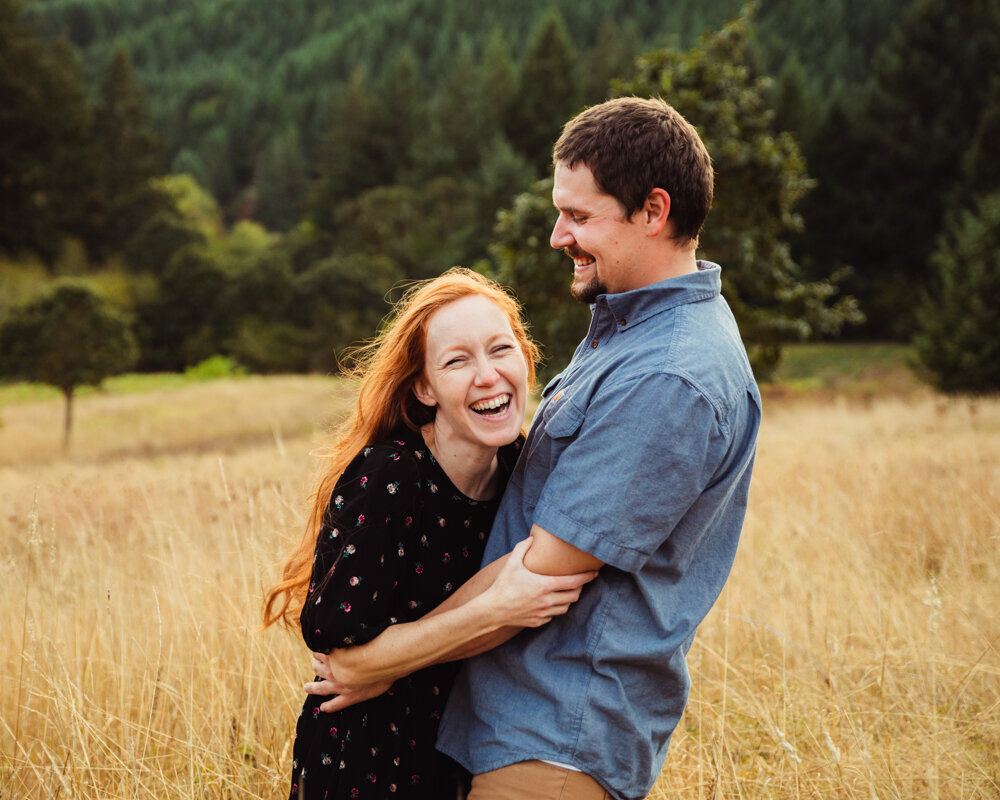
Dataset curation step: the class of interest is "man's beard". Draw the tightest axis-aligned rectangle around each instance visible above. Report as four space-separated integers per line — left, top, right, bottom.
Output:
571 270 607 304
566 248 607 304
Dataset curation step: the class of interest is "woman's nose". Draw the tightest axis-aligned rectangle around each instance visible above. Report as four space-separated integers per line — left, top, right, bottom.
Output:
475 361 500 385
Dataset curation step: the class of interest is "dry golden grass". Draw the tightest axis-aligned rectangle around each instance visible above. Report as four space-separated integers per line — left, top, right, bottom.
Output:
2 377 998 799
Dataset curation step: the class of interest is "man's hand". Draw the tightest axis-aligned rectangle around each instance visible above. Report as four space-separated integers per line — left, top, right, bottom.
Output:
304 651 393 713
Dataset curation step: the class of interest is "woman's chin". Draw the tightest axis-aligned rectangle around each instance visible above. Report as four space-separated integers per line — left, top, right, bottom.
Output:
468 410 523 447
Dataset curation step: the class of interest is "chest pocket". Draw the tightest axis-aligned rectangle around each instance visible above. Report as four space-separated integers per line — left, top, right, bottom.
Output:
518 390 585 512
542 391 585 439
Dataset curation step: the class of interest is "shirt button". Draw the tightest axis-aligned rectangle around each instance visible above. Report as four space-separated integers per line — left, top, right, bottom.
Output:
591 339 599 349
618 319 626 326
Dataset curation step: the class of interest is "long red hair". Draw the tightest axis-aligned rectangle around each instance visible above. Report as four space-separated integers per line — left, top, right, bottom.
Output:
262 267 540 629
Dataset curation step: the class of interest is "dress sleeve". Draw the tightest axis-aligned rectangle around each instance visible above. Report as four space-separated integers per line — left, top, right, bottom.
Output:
300 443 423 653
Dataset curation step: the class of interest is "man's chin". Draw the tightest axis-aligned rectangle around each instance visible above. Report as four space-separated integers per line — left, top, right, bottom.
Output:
571 274 607 304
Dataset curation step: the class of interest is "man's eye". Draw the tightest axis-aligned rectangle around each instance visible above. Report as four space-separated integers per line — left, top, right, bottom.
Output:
571 215 587 224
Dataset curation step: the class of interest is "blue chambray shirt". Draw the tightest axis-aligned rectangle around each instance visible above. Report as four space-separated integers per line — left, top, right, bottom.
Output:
436 263 761 800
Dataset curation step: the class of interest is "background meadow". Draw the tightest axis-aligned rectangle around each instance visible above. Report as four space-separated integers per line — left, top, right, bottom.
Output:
2 348 997 799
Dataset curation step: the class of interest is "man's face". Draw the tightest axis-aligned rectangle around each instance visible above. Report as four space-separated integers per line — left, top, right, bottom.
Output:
549 162 645 303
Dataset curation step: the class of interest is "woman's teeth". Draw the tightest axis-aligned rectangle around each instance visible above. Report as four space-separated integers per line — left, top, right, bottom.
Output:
471 394 511 415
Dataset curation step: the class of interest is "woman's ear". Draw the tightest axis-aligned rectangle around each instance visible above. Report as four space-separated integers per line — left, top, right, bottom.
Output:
643 188 671 236
412 377 436 407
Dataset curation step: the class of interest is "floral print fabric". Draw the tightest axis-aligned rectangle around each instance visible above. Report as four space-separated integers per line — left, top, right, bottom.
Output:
289 426 520 799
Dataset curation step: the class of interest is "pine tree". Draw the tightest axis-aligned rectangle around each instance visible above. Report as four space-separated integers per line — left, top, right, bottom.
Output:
309 68 377 229
253 127 308 231
90 46 165 258
511 10 579 173
369 46 426 185
0 0 94 261
954 76 1000 208
480 27 517 139
913 192 1000 393
811 0 1000 337
417 37 487 178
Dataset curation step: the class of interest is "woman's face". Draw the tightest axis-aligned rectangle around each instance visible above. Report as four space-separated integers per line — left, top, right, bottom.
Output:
416 294 529 453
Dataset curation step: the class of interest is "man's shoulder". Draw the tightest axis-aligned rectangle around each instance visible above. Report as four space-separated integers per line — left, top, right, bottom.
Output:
600 299 756 420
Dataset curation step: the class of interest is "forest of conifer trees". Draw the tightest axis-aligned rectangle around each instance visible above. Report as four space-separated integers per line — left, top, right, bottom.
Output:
2 0 999 389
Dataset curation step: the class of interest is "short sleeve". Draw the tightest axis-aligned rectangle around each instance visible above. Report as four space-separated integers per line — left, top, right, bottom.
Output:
300 443 423 653
532 373 726 572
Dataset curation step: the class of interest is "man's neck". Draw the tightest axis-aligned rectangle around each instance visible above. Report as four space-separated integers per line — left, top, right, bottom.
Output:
633 243 699 289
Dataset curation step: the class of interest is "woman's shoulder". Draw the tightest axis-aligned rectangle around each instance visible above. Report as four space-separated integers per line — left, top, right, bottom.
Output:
335 427 428 491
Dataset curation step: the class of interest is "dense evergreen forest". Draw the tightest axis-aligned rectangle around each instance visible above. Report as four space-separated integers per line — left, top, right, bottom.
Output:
3 0 999 389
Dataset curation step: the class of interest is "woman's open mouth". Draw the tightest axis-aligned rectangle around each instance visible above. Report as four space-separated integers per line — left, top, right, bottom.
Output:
470 393 511 417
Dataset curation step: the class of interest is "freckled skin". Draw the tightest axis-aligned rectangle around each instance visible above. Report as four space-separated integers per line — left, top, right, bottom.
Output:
415 294 529 459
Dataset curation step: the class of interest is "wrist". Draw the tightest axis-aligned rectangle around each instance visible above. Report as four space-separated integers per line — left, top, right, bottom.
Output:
465 590 503 633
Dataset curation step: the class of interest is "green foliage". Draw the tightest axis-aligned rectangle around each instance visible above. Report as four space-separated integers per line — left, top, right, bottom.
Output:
136 243 234 369
488 179 592 380
123 208 207 275
153 173 225 236
0 0 94 261
800 0 1000 338
253 127 308 231
0 281 138 446
331 179 478 280
913 192 1000 394
88 46 167 258
511 10 579 172
183 354 247 380
0 281 138 392
290 252 404 372
616 8 861 378
954 77 1000 210
8 0 945 378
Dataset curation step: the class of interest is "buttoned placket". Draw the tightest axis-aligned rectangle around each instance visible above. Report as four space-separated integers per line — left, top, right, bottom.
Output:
585 299 623 352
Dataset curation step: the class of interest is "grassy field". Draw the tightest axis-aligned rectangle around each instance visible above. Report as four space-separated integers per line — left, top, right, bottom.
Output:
1 351 998 799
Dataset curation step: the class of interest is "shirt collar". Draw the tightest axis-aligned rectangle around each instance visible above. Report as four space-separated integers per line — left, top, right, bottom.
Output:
593 261 722 330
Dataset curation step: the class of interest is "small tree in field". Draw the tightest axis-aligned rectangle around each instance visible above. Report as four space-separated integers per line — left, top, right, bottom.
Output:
913 192 1000 393
0 283 138 450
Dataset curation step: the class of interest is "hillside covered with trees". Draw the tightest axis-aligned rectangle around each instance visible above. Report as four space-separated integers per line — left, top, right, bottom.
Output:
2 0 998 390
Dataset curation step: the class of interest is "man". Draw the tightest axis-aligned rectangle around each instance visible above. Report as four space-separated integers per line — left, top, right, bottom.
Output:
434 96 761 799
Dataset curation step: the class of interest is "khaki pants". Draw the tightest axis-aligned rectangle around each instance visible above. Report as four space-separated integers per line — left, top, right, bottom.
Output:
467 760 612 800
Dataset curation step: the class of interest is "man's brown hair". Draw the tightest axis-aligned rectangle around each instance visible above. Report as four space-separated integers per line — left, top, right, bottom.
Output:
553 96 714 245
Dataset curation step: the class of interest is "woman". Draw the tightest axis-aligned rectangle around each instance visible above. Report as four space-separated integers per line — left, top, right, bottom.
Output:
263 268 594 799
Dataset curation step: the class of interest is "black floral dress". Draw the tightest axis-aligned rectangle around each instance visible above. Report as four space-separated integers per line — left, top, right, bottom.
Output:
289 426 521 800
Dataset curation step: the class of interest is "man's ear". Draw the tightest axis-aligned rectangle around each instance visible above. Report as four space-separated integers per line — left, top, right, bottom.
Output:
412 377 436 407
643 188 671 236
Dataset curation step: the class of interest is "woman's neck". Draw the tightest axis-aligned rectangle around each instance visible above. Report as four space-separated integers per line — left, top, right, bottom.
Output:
420 423 499 501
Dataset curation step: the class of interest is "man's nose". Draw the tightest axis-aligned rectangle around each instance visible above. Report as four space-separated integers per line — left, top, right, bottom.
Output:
550 216 572 250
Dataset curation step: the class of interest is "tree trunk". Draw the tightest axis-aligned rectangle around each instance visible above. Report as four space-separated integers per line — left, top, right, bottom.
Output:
62 388 74 452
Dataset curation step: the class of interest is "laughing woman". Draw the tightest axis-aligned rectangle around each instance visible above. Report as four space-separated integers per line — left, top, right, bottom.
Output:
263 269 594 800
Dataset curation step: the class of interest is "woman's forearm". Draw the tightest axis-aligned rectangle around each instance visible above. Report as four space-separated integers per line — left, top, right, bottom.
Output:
326 535 596 688
328 554 510 686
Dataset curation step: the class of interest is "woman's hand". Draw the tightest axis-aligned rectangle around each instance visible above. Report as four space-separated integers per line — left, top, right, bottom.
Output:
304 651 393 713
481 536 598 628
